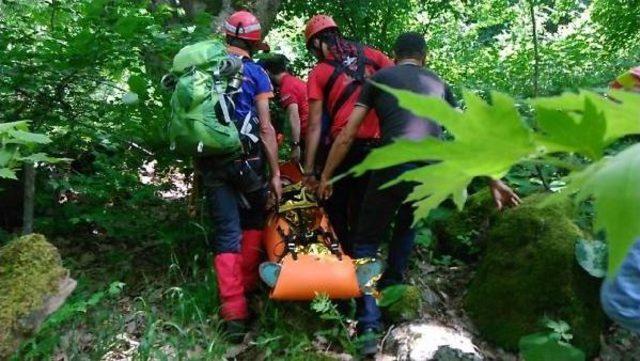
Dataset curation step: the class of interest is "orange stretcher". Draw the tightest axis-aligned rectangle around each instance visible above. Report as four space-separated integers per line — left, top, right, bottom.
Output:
260 162 361 301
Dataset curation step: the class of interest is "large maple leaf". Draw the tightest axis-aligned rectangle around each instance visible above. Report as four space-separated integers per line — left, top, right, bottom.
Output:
351 84 640 273
351 84 537 220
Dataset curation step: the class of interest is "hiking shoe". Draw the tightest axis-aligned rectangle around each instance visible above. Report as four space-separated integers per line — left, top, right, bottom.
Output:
357 328 380 357
225 320 248 344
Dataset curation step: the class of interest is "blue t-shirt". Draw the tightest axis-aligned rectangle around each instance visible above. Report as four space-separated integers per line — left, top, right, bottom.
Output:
231 54 273 129
225 48 273 155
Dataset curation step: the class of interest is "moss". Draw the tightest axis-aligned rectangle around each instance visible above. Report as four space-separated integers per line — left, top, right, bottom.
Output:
464 194 604 357
385 285 422 323
0 234 66 358
432 189 497 260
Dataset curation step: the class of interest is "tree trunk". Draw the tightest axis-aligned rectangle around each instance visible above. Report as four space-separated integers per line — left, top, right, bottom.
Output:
250 0 282 35
151 0 282 35
22 162 35 235
173 0 282 35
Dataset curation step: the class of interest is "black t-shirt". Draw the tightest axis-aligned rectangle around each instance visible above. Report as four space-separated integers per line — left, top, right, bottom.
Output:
357 63 457 145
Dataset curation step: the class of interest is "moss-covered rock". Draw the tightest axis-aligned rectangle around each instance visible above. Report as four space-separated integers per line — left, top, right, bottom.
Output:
432 189 497 260
464 194 604 357
385 285 423 323
0 234 67 359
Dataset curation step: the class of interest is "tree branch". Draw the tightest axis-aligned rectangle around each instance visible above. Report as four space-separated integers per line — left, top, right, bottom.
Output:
528 0 540 97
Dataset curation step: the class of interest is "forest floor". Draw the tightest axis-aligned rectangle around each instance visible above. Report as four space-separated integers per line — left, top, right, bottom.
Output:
12 229 640 361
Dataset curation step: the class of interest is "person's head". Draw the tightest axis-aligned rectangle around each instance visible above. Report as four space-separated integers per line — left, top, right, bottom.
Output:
393 32 427 65
304 14 340 60
224 10 269 55
258 54 289 85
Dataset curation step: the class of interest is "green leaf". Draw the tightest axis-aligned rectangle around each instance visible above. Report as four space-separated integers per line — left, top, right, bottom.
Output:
519 332 585 361
378 284 408 307
108 281 126 296
0 120 29 132
532 90 640 144
347 138 442 173
549 143 640 274
85 0 108 18
7 130 52 144
353 87 535 221
18 153 69 164
85 291 105 307
575 239 608 278
534 98 606 160
115 16 145 39
0 148 16 167
574 143 640 274
0 168 17 180
605 90 640 141
128 75 148 101
543 318 573 342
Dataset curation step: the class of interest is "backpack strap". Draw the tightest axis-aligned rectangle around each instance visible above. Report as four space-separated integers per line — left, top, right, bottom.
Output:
321 44 379 119
322 59 344 107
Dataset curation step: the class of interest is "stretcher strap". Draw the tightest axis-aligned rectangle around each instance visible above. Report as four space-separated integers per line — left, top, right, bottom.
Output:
275 224 342 262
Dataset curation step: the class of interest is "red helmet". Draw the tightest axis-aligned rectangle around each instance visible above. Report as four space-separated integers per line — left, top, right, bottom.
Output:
305 15 338 44
224 10 262 42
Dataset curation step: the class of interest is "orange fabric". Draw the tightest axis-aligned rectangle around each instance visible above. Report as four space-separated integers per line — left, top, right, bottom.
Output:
264 214 289 262
270 254 360 300
279 161 304 184
263 202 360 300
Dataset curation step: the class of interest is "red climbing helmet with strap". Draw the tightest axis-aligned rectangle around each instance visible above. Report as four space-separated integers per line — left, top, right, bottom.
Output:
224 10 262 42
304 14 339 45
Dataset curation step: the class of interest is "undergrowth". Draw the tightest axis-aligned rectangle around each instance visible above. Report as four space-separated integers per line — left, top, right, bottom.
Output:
10 232 359 360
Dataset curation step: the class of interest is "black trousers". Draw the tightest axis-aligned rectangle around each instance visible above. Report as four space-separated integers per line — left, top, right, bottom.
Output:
198 156 268 253
352 162 419 332
323 140 379 255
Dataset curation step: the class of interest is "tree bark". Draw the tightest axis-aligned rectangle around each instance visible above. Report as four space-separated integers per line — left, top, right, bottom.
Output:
250 0 282 35
22 162 35 235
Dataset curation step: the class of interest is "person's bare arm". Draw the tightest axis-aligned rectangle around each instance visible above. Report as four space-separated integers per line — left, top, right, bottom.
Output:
318 106 368 199
286 104 301 162
303 99 323 180
256 98 282 201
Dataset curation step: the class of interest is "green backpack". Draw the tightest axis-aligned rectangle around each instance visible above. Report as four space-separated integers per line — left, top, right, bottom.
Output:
166 39 244 157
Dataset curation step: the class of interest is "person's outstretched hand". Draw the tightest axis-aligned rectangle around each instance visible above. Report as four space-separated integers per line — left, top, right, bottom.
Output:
318 176 333 201
270 176 282 203
489 179 521 210
302 173 319 192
